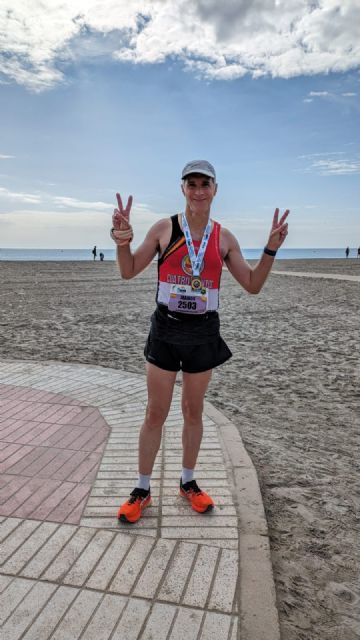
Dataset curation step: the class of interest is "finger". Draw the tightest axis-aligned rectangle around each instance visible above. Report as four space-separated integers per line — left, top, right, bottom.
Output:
119 213 131 228
279 222 288 232
279 209 290 225
272 208 279 227
112 209 122 229
124 195 133 217
116 193 124 213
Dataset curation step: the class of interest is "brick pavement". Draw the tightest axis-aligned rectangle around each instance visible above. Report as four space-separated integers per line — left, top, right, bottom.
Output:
0 360 280 639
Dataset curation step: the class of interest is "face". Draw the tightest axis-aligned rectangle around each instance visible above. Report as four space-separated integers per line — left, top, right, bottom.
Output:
181 173 218 214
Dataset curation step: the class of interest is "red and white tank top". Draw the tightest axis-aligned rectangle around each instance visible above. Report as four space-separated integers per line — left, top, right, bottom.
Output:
157 214 223 311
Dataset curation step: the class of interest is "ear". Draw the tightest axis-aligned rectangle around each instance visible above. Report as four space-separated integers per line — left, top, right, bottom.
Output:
214 182 218 195
181 182 185 196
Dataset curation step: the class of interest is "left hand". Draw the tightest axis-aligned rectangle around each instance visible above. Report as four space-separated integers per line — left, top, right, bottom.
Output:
267 208 289 251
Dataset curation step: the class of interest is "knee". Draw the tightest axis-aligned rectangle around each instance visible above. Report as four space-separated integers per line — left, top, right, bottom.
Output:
182 399 203 425
144 404 168 430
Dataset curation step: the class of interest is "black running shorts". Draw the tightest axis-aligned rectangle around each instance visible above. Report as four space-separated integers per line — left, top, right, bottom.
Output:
144 305 232 373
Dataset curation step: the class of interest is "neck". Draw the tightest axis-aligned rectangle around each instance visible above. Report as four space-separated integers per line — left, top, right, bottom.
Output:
184 207 210 230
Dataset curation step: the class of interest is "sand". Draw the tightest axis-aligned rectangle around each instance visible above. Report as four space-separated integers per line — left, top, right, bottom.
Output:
1 258 359 640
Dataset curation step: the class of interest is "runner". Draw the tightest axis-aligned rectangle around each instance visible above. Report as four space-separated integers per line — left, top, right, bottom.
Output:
111 160 289 523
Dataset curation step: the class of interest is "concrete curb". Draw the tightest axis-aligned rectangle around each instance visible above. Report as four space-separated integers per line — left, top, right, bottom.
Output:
204 401 281 640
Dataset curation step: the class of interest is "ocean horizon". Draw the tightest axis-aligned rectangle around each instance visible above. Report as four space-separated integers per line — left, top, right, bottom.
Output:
0 247 359 261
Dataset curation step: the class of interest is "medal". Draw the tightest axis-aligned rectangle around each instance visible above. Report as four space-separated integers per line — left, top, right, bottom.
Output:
191 276 202 291
182 213 212 280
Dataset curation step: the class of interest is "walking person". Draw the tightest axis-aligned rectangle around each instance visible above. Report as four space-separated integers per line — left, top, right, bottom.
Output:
111 160 289 523
345 246 350 258
92 245 97 261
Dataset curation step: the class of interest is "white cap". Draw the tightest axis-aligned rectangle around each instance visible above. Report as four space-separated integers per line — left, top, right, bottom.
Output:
181 160 216 181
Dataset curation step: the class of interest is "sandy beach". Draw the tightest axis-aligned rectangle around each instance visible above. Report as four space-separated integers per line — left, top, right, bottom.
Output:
1 258 359 640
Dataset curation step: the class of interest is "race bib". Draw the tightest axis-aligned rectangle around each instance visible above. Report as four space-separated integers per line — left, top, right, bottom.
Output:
168 284 208 314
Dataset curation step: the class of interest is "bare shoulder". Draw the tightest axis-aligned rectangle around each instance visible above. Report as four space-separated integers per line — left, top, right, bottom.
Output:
145 216 173 256
148 217 172 236
219 226 240 259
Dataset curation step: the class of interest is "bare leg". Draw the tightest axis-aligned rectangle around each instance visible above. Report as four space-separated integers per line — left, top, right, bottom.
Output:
138 363 177 475
181 369 212 470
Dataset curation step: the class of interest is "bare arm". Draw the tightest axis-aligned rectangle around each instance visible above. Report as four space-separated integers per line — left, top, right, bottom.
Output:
115 219 166 279
111 192 170 279
224 208 289 294
223 230 256 293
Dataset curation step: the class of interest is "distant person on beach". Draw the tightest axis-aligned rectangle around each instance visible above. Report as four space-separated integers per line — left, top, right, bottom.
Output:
345 247 350 258
92 245 97 260
99 252 104 261
357 247 360 259
111 160 289 523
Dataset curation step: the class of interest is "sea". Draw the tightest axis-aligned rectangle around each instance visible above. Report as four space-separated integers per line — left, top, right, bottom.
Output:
0 248 358 261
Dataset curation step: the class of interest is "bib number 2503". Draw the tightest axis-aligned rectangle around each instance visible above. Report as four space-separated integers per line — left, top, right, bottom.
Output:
168 285 208 314
178 299 197 311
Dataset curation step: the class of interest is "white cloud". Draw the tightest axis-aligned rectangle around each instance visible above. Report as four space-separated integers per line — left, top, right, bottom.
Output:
1 1 360 91
0 187 160 220
311 159 360 175
0 186 42 204
301 153 360 175
298 152 345 159
0 154 15 159
309 91 330 97
305 89 359 102
53 196 111 210
0 204 163 248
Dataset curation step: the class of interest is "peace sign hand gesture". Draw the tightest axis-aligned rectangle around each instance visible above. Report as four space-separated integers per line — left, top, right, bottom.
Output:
111 193 134 247
267 208 290 251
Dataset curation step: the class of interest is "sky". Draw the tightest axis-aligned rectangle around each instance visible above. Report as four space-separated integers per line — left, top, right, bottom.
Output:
0 1 359 250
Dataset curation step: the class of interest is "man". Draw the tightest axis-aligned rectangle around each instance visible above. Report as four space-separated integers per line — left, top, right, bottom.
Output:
111 160 289 523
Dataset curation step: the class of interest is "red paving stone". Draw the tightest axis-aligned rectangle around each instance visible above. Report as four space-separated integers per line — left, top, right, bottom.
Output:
0 385 82 405
0 383 109 523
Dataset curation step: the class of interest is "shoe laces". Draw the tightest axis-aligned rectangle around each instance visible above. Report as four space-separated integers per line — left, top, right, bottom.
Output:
183 480 203 495
128 488 149 504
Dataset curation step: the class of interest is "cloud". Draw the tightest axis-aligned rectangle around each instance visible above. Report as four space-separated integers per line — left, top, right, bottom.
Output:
309 91 330 97
0 186 42 204
53 196 111 210
0 154 15 159
300 152 360 175
0 185 161 233
304 89 359 102
0 204 163 248
311 159 360 175
0 1 360 91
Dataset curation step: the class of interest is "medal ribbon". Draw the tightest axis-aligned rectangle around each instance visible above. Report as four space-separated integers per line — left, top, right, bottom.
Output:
182 213 212 277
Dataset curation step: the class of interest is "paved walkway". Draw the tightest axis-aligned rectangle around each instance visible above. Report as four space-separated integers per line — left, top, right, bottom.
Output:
0 360 280 640
272 270 360 282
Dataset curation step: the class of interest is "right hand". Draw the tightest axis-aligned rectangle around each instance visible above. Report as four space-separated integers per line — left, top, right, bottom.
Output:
112 193 133 246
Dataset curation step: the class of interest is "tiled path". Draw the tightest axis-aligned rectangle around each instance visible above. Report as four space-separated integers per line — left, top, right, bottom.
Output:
0 360 280 640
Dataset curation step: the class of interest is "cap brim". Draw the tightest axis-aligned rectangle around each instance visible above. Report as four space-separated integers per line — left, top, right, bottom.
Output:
182 170 215 179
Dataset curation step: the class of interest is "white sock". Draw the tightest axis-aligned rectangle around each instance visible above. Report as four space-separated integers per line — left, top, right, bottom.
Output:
136 473 151 491
181 467 194 485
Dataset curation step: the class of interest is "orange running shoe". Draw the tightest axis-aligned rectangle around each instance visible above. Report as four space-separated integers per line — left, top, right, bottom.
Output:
179 479 214 513
117 488 151 523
